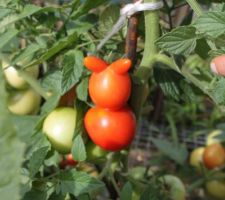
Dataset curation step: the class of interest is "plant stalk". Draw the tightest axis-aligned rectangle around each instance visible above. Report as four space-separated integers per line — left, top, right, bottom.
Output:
186 0 203 17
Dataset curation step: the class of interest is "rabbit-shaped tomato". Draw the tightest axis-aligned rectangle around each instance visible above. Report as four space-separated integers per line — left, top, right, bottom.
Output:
84 56 132 110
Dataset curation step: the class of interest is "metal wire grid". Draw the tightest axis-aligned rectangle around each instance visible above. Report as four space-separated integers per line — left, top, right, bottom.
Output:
129 119 206 165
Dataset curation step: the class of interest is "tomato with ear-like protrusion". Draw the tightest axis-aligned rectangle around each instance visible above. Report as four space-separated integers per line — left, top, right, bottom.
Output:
84 106 136 151
84 56 132 110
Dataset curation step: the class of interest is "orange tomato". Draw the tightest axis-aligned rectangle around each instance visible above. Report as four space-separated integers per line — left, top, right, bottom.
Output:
203 143 225 169
84 106 136 151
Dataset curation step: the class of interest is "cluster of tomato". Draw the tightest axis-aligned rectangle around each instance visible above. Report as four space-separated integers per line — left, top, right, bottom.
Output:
83 56 136 151
190 130 225 199
2 60 41 115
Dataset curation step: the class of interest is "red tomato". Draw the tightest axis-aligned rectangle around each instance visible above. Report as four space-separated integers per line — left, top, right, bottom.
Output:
84 106 136 151
60 153 77 169
203 143 225 169
66 153 77 166
84 56 132 110
211 55 225 76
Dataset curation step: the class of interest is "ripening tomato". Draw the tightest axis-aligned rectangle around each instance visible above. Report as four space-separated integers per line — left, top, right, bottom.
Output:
84 56 132 110
189 147 205 171
203 143 225 169
211 55 225 76
43 107 77 154
66 153 77 166
60 153 77 169
84 106 136 151
58 86 76 107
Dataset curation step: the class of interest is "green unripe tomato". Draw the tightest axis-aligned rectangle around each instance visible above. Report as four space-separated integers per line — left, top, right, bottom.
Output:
8 87 41 115
205 173 225 199
159 175 186 200
43 107 77 154
86 141 108 163
2 61 39 89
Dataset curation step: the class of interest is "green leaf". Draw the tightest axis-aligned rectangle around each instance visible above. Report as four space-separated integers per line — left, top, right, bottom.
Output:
48 193 66 200
193 11 225 38
210 78 225 106
58 169 104 196
151 138 188 165
72 134 86 162
120 182 133 200
154 68 181 101
28 146 49 177
156 26 197 55
41 94 61 115
41 69 62 94
24 33 78 69
0 8 11 19
23 188 47 200
77 194 91 200
61 50 84 94
98 5 120 38
0 68 24 199
76 77 89 102
27 132 51 158
12 115 40 141
71 0 109 19
12 43 43 65
74 100 88 137
0 4 61 29
0 28 18 50
0 4 41 29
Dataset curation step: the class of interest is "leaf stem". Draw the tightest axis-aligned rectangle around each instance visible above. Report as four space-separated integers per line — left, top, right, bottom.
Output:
109 172 120 196
98 153 114 180
186 0 203 17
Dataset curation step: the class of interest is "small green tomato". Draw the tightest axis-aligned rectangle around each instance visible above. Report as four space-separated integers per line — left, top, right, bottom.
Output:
159 175 186 200
2 60 39 89
8 87 41 115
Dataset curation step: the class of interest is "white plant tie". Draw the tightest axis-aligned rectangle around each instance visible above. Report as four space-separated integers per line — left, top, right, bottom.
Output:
96 0 163 51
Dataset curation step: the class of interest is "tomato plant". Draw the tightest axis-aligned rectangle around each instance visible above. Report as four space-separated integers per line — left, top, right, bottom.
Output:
2 0 225 199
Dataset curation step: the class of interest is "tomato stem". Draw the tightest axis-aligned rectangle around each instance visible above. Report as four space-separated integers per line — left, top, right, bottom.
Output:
186 0 202 17
98 153 114 180
135 0 160 81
